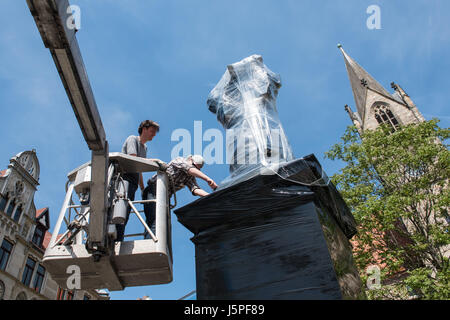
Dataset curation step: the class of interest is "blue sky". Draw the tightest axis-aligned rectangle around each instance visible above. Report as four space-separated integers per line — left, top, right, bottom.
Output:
1 0 449 300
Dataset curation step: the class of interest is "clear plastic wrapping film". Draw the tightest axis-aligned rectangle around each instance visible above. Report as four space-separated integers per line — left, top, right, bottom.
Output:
174 56 363 298
176 155 357 240
207 55 295 187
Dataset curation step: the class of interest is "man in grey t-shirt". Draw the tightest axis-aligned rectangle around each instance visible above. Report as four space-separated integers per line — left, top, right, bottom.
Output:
116 120 160 242
122 135 148 188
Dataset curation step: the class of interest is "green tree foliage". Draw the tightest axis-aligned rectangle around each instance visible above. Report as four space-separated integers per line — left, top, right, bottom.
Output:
325 119 449 299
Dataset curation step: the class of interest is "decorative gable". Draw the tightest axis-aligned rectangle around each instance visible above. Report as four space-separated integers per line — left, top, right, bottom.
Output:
11 150 40 183
36 207 50 230
0 150 40 217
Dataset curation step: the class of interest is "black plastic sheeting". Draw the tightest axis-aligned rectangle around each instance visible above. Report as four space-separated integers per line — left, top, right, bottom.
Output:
174 154 363 300
176 154 357 239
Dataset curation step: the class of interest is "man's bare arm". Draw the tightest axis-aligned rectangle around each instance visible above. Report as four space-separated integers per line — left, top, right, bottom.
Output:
188 168 218 190
193 188 209 197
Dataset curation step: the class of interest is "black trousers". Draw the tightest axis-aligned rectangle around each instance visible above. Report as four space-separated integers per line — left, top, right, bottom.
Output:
142 180 156 238
115 179 138 241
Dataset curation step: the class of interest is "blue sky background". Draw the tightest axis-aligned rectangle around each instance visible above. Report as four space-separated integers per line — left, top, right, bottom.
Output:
1 0 449 300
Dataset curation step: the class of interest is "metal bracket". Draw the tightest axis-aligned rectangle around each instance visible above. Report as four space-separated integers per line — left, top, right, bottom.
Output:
87 142 110 255
93 255 124 291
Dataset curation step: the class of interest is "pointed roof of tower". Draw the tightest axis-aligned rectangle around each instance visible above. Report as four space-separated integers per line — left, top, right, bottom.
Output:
338 44 393 121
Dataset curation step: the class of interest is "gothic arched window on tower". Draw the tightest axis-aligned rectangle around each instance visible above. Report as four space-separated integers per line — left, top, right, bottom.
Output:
373 104 400 132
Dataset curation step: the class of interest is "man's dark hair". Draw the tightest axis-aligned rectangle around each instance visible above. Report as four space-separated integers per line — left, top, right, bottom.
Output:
138 120 160 135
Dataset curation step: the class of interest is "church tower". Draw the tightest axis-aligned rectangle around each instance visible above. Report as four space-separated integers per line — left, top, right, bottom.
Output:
338 44 425 134
338 45 450 282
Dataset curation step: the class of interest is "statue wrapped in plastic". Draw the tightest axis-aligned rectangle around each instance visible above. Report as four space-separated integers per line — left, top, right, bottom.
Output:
207 54 294 187
175 55 363 300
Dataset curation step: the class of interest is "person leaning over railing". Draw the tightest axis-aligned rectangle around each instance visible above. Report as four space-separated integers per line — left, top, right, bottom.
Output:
142 155 218 238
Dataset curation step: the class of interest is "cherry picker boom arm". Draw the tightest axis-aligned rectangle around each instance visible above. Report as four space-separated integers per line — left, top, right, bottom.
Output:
26 1 174 290
27 0 106 151
27 0 109 251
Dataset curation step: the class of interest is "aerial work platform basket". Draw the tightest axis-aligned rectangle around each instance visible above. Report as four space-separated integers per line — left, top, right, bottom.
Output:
42 153 173 291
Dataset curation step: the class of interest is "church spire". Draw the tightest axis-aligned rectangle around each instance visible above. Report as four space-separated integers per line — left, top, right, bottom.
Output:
338 44 392 122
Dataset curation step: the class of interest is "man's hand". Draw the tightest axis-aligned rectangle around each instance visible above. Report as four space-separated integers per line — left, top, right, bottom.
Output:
207 178 218 190
151 158 168 171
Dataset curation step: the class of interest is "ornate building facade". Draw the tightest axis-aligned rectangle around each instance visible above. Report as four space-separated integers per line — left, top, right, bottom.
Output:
0 150 108 300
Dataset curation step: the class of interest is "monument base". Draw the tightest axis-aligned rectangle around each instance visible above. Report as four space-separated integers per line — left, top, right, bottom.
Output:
175 154 364 300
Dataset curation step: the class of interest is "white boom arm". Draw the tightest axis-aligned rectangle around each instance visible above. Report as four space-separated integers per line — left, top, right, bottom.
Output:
27 0 109 252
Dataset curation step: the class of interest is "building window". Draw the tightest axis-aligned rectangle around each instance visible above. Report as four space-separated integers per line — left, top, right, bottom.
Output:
57 287 75 300
0 239 14 271
22 257 36 286
33 264 46 293
0 195 7 212
5 200 15 217
374 104 400 132
32 227 45 248
12 205 22 222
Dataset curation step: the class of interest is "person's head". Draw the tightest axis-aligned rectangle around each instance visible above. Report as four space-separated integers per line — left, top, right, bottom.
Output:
188 154 204 170
138 120 160 142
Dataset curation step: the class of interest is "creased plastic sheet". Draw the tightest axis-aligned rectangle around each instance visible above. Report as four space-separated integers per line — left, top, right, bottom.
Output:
177 154 356 239
174 155 362 299
207 54 294 188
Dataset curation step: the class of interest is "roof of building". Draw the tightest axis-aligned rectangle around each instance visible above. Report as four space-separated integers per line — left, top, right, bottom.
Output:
42 231 66 250
0 169 7 177
35 208 54 249
36 207 47 218
42 231 53 250
36 207 50 230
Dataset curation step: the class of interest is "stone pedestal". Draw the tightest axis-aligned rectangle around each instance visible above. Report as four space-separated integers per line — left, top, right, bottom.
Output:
174 154 364 300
